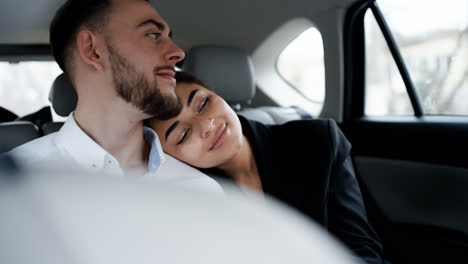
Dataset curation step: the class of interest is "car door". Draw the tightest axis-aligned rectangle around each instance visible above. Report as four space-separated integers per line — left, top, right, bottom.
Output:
341 1 468 263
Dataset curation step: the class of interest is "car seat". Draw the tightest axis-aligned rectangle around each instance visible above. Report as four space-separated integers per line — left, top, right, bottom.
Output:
183 45 311 125
0 121 41 153
0 106 18 122
42 73 77 134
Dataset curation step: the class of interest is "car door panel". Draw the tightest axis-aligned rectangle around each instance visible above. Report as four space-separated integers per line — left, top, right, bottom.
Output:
340 119 468 263
355 156 468 234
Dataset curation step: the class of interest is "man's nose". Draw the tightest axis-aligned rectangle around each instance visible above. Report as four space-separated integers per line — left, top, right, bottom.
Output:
200 117 216 139
165 40 185 64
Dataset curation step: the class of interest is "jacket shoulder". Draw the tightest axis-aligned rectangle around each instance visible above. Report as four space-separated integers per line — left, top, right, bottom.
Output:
272 119 350 156
272 118 335 138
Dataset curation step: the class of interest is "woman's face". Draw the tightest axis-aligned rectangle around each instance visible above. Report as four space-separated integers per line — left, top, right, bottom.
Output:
149 82 244 168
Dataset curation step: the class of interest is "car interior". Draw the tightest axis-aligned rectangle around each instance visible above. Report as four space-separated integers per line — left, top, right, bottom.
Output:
0 0 467 263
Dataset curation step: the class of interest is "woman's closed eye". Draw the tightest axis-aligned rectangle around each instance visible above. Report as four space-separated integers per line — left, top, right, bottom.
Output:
198 97 209 113
177 128 191 145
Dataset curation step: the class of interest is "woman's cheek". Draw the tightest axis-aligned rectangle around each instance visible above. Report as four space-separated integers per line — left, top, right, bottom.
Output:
183 141 202 161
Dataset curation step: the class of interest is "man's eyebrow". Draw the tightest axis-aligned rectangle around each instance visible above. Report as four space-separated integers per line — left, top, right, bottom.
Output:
165 121 180 141
187 89 199 107
137 19 173 38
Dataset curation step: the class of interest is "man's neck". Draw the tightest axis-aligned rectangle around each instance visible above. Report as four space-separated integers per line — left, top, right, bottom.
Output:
73 102 149 170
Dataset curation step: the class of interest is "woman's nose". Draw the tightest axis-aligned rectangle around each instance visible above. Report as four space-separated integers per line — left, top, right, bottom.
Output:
200 117 216 139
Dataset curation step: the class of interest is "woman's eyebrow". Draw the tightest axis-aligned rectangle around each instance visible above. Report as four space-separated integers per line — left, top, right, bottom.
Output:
187 89 199 106
165 120 180 141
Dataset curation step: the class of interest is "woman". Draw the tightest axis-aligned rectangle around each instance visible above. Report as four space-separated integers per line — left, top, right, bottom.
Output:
147 71 384 264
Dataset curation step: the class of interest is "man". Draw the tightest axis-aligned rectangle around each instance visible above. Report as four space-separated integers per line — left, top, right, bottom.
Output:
8 0 222 191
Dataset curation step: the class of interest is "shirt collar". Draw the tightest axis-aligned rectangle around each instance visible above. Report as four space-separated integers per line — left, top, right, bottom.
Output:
143 126 165 174
55 113 115 171
55 113 165 176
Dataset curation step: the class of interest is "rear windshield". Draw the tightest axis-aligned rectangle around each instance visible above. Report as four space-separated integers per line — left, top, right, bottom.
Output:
0 61 62 118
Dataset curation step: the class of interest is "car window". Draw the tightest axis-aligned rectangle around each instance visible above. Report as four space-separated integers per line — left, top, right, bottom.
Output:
0 61 62 118
364 10 414 116
365 0 468 116
276 26 325 105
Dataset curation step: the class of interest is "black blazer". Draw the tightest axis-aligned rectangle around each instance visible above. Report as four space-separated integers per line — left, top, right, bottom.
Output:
235 115 384 264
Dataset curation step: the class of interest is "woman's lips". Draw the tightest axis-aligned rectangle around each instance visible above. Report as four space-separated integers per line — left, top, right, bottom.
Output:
210 123 228 150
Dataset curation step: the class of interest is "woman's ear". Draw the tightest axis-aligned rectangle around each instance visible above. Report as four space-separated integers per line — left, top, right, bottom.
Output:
76 30 104 71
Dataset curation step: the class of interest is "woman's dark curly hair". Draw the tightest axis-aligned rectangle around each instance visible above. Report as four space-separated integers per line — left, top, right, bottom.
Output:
174 71 211 90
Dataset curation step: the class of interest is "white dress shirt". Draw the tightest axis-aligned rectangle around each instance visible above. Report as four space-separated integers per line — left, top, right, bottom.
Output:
8 113 223 194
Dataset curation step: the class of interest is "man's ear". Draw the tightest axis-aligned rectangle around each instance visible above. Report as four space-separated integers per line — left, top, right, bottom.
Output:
76 30 105 71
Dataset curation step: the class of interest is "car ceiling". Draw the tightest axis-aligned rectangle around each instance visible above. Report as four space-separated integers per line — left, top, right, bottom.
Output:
0 0 358 53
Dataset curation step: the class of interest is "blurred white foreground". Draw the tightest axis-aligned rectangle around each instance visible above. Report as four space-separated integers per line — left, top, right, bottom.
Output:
0 167 359 264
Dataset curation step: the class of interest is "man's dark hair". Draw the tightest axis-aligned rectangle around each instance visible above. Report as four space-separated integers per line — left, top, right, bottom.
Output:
174 71 211 90
50 0 112 75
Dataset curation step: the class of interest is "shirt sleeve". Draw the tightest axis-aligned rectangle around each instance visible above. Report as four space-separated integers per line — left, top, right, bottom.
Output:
326 119 385 264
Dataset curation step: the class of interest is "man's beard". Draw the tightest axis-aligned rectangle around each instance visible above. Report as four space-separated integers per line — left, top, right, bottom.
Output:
107 43 182 120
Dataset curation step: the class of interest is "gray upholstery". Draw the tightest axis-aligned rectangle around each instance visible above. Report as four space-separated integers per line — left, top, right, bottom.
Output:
0 121 41 153
355 156 468 236
183 45 307 125
42 122 64 135
184 45 256 104
238 107 308 125
49 73 77 117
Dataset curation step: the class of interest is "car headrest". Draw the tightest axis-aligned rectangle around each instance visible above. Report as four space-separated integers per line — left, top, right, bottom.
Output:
49 73 77 117
183 45 256 105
